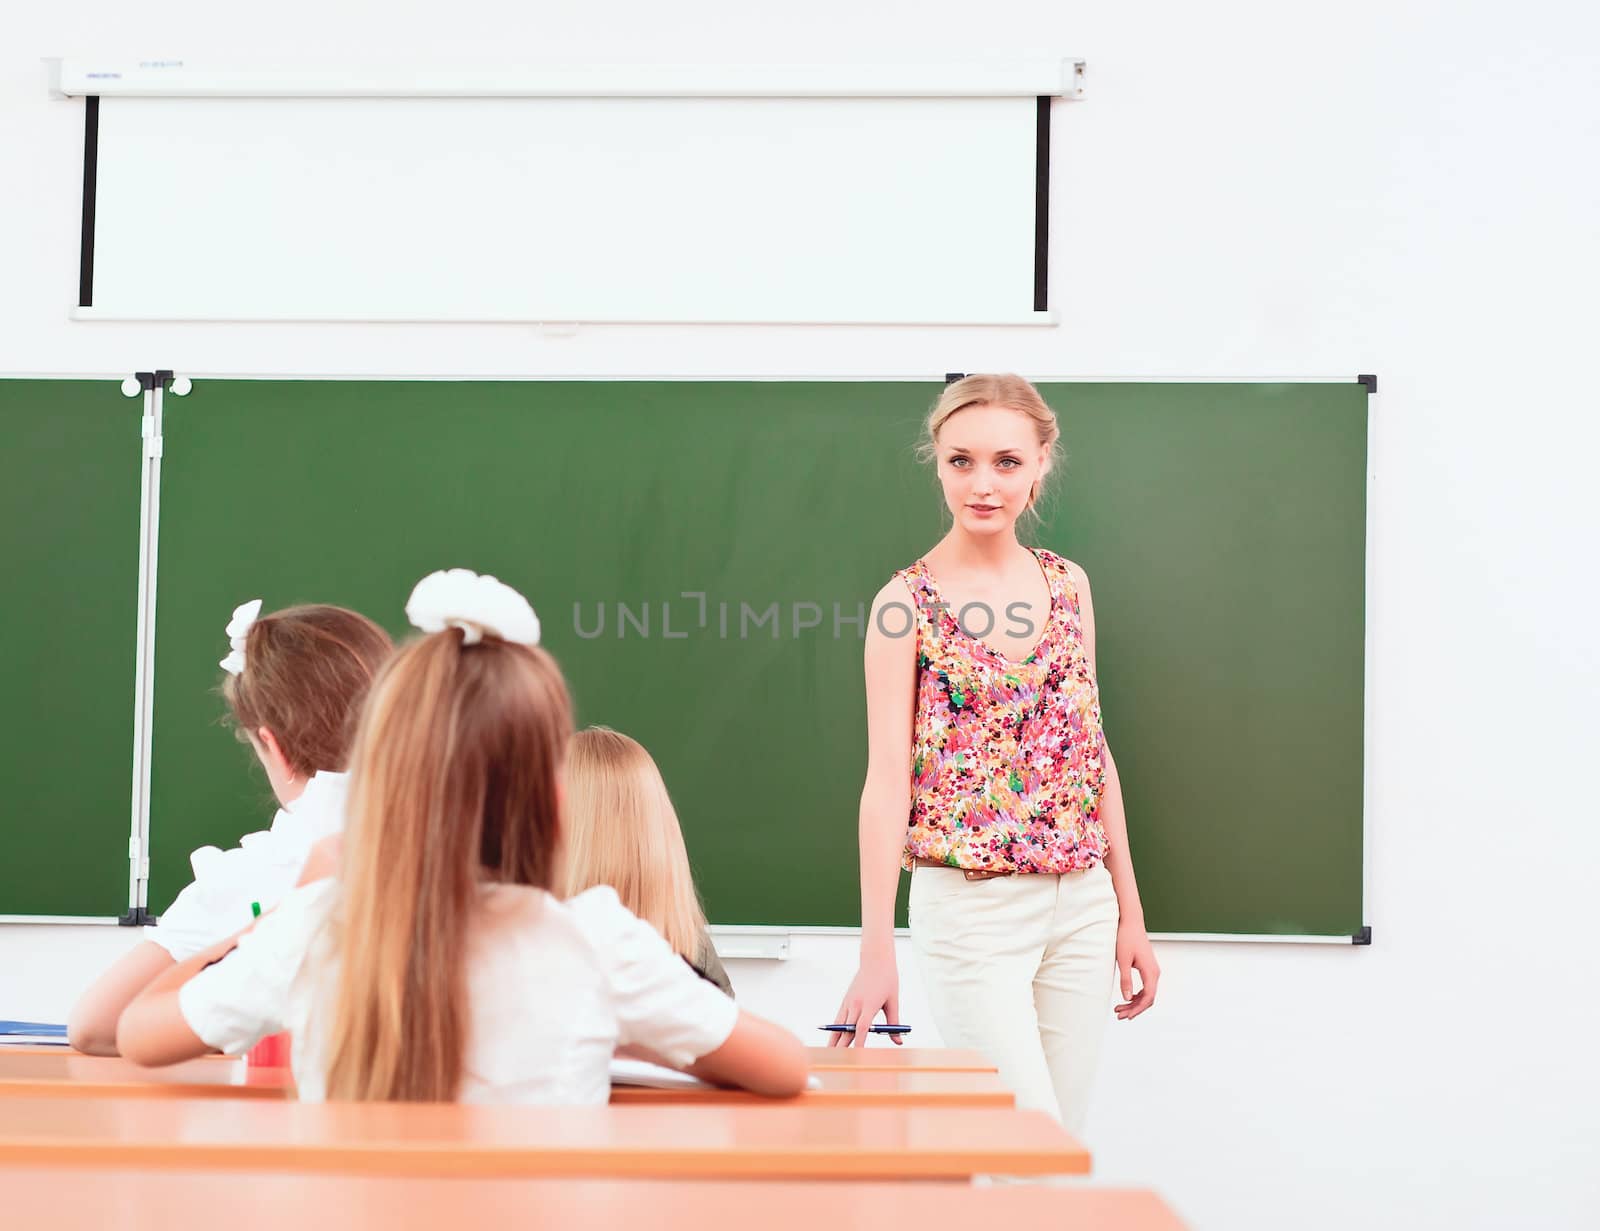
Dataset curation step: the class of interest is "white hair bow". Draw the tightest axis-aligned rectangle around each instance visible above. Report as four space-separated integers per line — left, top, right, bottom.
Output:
219 599 263 676
405 569 541 647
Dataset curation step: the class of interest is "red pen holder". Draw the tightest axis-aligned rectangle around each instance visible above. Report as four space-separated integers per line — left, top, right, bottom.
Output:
246 1031 292 1069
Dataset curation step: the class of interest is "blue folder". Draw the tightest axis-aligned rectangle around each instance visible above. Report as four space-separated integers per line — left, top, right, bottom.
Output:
0 1020 68 1037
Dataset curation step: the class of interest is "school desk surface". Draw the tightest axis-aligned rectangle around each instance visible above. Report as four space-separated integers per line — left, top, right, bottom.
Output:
0 1053 1011 1107
610 1068 1013 1107
804 1046 998 1071
0 1096 1088 1179
0 1052 290 1099
0 1169 1189 1229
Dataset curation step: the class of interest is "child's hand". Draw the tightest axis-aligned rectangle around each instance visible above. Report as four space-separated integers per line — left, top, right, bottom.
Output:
295 834 343 887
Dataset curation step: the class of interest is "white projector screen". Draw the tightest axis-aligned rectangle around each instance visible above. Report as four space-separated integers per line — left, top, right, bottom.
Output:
84 95 1048 324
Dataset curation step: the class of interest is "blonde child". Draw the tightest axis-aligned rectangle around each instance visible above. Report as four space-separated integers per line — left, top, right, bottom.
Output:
68 601 392 1055
116 570 807 1103
563 726 732 996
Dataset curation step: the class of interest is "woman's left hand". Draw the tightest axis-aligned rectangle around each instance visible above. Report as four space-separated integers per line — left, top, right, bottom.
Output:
1115 920 1160 1020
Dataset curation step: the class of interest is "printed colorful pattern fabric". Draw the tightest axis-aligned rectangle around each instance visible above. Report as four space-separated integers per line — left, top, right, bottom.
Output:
899 548 1110 874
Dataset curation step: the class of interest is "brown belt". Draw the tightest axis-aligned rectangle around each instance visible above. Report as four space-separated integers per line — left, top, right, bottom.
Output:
913 856 1016 882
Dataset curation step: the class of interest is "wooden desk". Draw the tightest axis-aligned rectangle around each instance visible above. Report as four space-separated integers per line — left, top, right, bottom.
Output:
0 1052 291 1099
0 1168 1188 1229
612 1068 1013 1107
0 1096 1088 1179
0 1046 235 1059
805 1047 997 1072
2 1052 1010 1108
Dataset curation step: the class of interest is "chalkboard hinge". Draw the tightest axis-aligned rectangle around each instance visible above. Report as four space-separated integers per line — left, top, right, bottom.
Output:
944 372 967 385
134 369 175 392
1351 925 1372 945
1357 374 1377 394
119 907 156 927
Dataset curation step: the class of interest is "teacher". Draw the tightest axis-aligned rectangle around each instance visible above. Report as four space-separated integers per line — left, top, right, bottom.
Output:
832 374 1159 1132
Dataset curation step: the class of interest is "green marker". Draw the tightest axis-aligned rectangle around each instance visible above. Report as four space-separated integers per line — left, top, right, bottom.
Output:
250 901 261 918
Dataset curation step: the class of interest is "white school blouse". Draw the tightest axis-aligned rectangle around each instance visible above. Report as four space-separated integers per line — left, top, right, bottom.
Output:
178 881 740 1105
150 772 348 962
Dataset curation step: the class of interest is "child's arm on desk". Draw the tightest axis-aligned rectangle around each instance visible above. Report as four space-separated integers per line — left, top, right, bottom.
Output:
682 1012 809 1097
116 931 245 1066
68 943 177 1056
117 879 328 1067
617 1010 808 1097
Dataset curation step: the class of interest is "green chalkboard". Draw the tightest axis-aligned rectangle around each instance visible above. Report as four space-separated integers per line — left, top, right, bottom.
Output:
1050 383 1367 935
0 380 140 916
141 380 1366 936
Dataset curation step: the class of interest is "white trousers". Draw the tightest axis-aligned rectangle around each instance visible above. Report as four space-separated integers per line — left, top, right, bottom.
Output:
909 862 1120 1133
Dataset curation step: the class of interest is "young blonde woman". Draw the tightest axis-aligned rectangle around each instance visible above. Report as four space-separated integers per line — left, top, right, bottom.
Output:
563 727 733 997
116 569 806 1103
832 375 1160 1132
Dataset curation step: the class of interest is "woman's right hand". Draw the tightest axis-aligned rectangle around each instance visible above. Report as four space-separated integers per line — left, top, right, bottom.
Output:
830 947 901 1047
839 579 917 1050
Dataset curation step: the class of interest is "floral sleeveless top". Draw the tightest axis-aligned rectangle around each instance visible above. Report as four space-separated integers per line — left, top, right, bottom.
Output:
898 548 1110 874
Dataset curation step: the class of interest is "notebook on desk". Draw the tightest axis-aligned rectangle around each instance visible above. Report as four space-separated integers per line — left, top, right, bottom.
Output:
0 1021 69 1047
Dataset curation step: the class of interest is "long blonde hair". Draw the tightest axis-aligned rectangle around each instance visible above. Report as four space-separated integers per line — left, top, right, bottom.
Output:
323 631 573 1103
561 727 711 966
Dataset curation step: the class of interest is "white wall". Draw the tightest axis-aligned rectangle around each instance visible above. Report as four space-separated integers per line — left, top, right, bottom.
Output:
3 3 1598 1228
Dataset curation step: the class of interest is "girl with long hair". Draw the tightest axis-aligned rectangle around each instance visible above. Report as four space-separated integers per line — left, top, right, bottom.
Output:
117 570 806 1102
563 726 732 996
